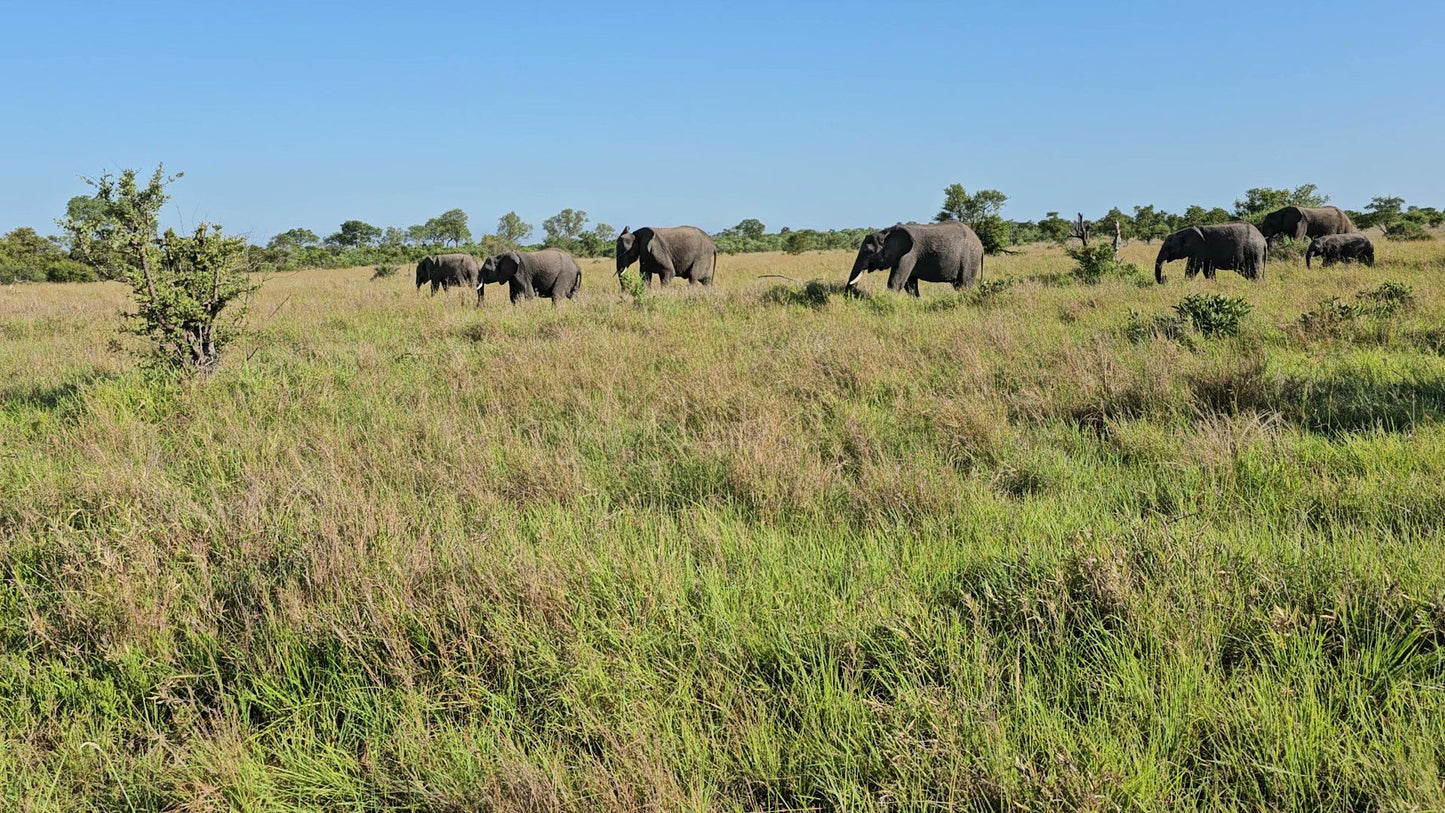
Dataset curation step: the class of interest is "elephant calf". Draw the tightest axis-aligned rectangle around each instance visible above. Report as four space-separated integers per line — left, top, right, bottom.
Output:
479 248 582 304
1155 223 1267 284
1306 234 1375 268
846 221 984 295
417 253 484 304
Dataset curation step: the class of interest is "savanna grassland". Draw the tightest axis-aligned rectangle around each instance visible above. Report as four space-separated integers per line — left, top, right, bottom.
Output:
3 237 1445 811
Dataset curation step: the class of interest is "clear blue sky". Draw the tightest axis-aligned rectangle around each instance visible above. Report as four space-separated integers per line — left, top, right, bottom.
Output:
4 1 1441 242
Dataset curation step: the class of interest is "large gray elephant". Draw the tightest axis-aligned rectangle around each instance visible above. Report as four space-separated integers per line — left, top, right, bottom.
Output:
1306 234 1375 268
1155 223 1267 283
615 226 717 288
416 253 483 302
1259 206 1357 241
845 221 984 295
479 248 582 304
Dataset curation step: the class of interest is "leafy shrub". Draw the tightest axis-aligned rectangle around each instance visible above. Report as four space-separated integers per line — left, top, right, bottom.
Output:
370 263 398 281
972 214 1011 255
1173 294 1252 337
1069 243 1141 284
1358 282 1414 315
0 260 46 284
1384 220 1434 241
45 259 99 283
1299 282 1416 337
969 277 1015 306
1268 237 1308 262
618 268 646 299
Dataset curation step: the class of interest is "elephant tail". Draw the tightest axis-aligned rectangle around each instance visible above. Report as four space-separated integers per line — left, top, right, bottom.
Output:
573 268 583 297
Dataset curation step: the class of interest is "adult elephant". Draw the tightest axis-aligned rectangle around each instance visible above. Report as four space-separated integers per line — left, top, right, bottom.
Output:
845 221 984 296
1259 206 1357 241
1306 234 1375 268
479 248 582 304
615 226 717 288
416 253 483 301
1155 223 1267 283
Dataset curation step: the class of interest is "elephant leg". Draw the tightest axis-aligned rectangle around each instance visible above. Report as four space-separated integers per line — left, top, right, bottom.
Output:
887 258 917 292
659 270 677 286
904 278 920 297
642 271 653 289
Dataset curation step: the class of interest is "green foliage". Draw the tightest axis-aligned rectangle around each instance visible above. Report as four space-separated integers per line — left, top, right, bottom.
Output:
722 218 766 240
935 184 1011 254
1068 243 1141 284
45 258 99 283
268 228 320 250
1233 184 1328 223
496 211 533 247
326 219 382 249
1094 207 1134 240
1131 205 1171 242
542 208 588 248
576 223 619 258
60 166 257 374
370 263 398 281
1384 219 1434 242
1359 281 1415 314
418 208 471 246
1173 293 1252 337
1182 205 1234 226
617 268 646 299
1036 211 1073 244
784 229 818 254
0 227 68 283
1269 237 1309 262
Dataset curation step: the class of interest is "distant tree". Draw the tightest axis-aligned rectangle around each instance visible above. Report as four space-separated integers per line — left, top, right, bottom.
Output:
1037 212 1072 244
1233 184 1328 223
543 208 589 249
1355 196 1405 230
1095 207 1135 240
784 230 819 254
423 208 471 246
1182 205 1233 226
406 223 435 246
1131 205 1171 243
935 184 1010 254
326 220 381 249
381 226 408 247
576 222 618 257
59 166 255 374
267 228 320 250
496 211 533 247
732 218 766 240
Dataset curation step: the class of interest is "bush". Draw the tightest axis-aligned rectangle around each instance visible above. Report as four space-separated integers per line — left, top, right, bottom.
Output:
1173 294 1252 337
1358 281 1415 315
1384 220 1434 241
371 263 399 281
1268 237 1308 262
1299 282 1416 337
972 215 1011 255
1069 243 1141 284
0 260 46 284
45 259 99 283
61 167 257 375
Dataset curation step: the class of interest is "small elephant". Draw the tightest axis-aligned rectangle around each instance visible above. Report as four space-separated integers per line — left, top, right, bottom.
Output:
479 248 582 304
1155 223 1267 283
1306 234 1375 268
845 221 984 295
615 226 717 289
1259 206 1357 242
416 253 483 303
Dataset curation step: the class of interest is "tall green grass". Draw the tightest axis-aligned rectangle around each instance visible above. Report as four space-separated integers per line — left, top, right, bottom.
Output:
2 237 1444 809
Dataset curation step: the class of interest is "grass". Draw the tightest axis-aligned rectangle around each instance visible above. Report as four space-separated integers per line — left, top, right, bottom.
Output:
2 235 1445 810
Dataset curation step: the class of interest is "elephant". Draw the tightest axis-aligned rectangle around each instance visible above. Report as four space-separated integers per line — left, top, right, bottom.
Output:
1306 234 1375 268
416 253 483 302
1155 223 1267 283
615 226 717 288
845 221 984 295
479 248 582 304
1259 206 1357 242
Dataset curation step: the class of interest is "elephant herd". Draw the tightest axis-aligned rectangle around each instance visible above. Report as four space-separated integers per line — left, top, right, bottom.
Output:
415 205 1377 303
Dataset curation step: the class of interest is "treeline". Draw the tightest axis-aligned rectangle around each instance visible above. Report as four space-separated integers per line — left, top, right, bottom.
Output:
4 184 1441 284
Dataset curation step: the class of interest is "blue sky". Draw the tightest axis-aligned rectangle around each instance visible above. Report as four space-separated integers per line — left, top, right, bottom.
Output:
3 1 1441 242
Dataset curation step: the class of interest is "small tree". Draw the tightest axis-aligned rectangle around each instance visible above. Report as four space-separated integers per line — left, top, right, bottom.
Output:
577 222 618 257
543 208 588 250
1037 212 1072 244
60 166 256 374
732 218 766 240
496 211 533 247
935 184 1010 254
1131 205 1171 243
424 208 471 246
327 219 381 248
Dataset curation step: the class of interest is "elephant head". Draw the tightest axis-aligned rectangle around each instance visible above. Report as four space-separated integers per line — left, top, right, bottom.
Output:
415 257 431 290
1305 240 1321 269
615 227 641 277
1155 227 1204 284
846 228 910 287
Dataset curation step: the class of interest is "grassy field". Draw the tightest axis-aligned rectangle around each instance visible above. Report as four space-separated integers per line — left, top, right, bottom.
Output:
3 236 1445 810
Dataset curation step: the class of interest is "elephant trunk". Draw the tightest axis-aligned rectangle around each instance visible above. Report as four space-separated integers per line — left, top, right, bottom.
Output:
846 249 871 287
1305 245 1315 269
1154 247 1169 284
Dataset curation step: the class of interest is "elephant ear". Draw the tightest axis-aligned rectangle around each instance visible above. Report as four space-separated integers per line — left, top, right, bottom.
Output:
882 226 914 262
643 229 675 274
501 252 522 282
